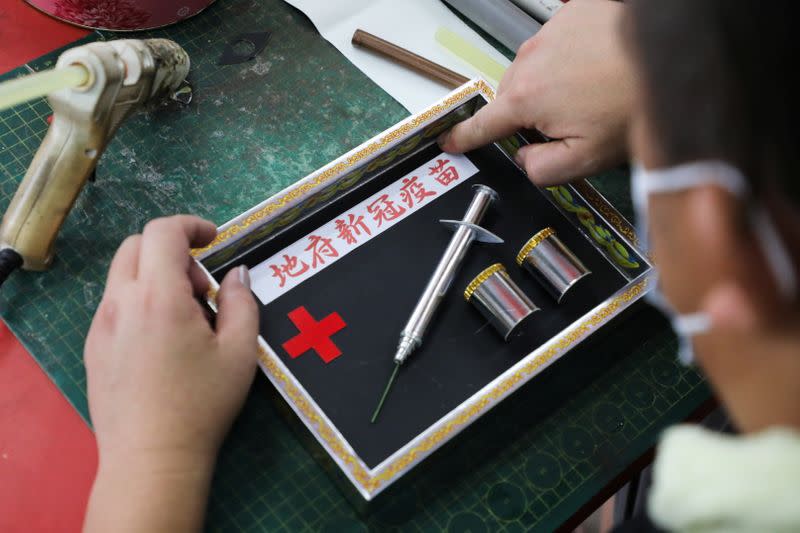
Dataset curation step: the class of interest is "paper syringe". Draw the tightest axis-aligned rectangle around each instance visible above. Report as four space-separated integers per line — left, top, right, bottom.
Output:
370 184 502 423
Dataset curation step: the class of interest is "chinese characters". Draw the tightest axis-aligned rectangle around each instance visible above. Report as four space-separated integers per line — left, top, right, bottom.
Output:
429 158 460 186
260 154 473 295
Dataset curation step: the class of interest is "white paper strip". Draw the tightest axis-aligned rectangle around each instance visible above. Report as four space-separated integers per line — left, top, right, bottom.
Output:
281 0 511 113
250 153 479 305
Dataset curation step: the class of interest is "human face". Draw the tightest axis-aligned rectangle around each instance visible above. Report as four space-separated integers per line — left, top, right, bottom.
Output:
627 63 800 431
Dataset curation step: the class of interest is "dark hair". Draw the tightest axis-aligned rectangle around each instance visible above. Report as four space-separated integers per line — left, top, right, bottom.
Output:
626 0 800 202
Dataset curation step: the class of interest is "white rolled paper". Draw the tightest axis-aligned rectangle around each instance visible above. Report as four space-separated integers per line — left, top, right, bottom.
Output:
512 0 565 23
442 0 542 52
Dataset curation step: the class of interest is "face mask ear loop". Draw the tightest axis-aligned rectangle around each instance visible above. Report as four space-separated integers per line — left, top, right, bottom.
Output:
676 340 696 366
750 208 797 300
637 161 750 196
630 161 750 367
672 312 713 337
630 161 750 253
630 163 652 252
672 312 713 367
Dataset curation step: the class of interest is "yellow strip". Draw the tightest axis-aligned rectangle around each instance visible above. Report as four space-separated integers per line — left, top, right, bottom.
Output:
0 64 90 112
464 263 505 301
435 27 507 85
516 227 555 266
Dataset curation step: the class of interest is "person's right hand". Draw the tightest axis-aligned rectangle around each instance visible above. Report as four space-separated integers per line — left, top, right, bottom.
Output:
439 0 635 186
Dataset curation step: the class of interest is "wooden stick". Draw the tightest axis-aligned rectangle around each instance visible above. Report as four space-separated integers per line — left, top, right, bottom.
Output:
352 29 470 89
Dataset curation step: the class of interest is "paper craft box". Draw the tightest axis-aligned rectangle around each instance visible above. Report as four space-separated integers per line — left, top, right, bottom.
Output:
195 80 654 501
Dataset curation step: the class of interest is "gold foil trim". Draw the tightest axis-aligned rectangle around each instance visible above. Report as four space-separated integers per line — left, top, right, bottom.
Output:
256 277 648 494
364 277 648 489
464 263 505 301
515 227 555 266
204 79 650 497
573 180 639 246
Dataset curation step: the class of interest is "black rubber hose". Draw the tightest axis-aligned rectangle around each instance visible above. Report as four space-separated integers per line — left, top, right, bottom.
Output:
0 248 23 288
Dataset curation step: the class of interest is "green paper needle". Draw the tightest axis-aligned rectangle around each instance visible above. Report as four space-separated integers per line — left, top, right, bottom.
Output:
371 363 400 423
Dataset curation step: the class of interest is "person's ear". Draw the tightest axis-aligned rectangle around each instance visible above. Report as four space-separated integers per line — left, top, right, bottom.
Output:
688 187 788 320
644 183 742 313
703 281 760 330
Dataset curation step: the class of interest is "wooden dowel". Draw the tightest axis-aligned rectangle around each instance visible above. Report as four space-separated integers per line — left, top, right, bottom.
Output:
352 29 470 89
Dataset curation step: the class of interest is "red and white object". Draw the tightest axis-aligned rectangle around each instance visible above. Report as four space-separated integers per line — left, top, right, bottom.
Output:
26 0 216 31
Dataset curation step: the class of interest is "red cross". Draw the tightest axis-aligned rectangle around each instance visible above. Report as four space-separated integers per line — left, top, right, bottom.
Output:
281 306 346 363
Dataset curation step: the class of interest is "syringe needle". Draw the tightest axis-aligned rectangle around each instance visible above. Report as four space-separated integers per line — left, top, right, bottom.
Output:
370 363 400 424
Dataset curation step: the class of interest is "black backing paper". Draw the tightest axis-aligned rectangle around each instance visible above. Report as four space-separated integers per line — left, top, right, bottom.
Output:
218 142 628 468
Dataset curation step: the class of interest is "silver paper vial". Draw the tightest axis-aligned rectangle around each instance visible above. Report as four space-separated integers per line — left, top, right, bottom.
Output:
464 263 539 340
516 227 591 303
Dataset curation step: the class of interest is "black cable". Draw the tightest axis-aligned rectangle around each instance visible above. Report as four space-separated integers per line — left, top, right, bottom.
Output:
0 248 23 288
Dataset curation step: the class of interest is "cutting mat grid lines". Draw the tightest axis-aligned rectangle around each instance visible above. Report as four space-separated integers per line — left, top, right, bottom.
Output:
0 0 708 530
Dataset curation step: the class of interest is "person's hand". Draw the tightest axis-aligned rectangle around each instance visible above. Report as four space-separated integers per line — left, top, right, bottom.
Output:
439 0 635 185
83 215 258 532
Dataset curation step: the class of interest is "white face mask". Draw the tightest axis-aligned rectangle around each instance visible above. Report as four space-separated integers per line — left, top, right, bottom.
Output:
630 160 797 365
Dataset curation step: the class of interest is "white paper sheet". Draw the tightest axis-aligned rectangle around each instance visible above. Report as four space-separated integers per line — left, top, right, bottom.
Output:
282 0 511 113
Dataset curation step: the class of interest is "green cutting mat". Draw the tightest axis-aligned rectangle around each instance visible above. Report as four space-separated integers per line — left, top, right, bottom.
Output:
0 1 709 530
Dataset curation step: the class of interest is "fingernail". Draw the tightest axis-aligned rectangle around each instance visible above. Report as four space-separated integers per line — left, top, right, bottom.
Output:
514 151 523 166
238 265 250 288
437 130 452 150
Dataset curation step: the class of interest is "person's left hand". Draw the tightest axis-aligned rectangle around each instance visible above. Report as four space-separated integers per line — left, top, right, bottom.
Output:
85 215 258 465
83 215 259 531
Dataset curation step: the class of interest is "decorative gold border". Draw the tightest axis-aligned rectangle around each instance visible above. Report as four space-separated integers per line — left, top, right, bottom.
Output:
203 264 649 497
255 277 649 495
515 227 555 265
464 263 505 301
573 180 639 246
199 79 651 499
367 277 648 489
191 80 496 258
